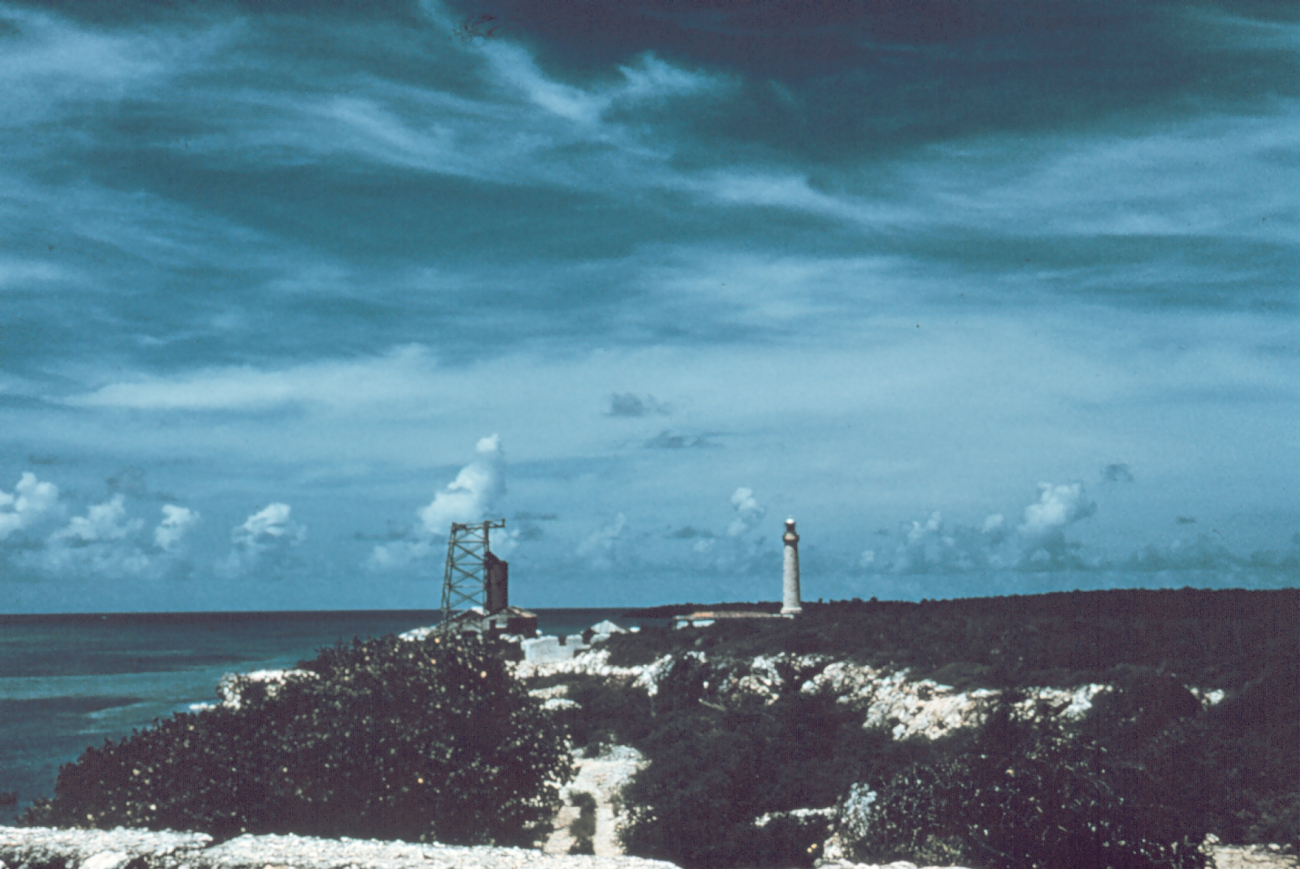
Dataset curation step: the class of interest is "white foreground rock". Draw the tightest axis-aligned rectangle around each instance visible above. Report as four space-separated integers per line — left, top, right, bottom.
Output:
0 827 679 869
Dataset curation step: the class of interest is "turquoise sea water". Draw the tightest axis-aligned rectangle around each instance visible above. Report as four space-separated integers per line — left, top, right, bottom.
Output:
0 608 643 823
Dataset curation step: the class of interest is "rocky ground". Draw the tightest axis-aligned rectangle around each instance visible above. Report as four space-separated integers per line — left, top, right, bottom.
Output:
1202 837 1300 869
515 644 1180 742
0 827 677 869
5 826 1292 869
516 640 1294 869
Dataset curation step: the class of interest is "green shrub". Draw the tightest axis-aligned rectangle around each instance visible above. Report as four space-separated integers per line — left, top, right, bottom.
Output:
619 689 880 869
544 674 654 752
1126 655 1300 850
843 702 1211 869
568 791 597 855
22 634 572 846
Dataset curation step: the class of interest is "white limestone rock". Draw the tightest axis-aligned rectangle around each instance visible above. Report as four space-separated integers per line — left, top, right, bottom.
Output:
0 828 679 869
0 826 212 869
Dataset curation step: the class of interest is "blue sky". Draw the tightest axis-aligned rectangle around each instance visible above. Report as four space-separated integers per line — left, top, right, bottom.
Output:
1 0 1296 612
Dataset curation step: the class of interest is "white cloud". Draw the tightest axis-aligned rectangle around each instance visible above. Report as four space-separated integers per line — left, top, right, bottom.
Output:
0 472 60 540
220 502 305 578
53 494 142 543
0 5 222 128
154 504 199 552
906 107 1300 242
232 503 304 548
727 486 766 537
695 171 912 228
367 435 509 571
479 43 713 127
663 489 772 575
858 483 1097 575
15 491 197 581
417 434 507 534
66 345 437 411
1019 482 1097 543
489 527 521 558
0 257 71 289
882 511 1009 574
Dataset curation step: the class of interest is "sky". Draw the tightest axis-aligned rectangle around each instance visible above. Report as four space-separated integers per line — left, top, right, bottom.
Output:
0 0 1297 613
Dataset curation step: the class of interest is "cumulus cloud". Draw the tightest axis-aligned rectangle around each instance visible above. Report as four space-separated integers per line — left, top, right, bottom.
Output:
33 537 152 580
1017 482 1097 568
861 510 1011 575
13 489 200 581
232 503 304 549
859 482 1098 574
727 487 766 537
154 504 199 552
53 494 142 543
982 513 1009 545
662 488 773 571
489 527 521 558
0 472 60 540
417 434 506 534
220 502 305 578
368 435 509 571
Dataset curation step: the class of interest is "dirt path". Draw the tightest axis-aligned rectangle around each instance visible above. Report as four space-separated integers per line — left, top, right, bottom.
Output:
544 746 645 858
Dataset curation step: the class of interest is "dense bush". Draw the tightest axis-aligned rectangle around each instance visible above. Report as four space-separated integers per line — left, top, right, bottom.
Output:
1120 654 1300 850
622 589 1299 690
843 701 1211 869
610 620 1298 869
546 674 654 753
617 658 902 869
22 634 572 846
607 590 1298 859
567 791 597 855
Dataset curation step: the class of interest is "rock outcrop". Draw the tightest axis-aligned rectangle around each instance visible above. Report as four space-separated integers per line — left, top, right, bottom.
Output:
518 646 1121 741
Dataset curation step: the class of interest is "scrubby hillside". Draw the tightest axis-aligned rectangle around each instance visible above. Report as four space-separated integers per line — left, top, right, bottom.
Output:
524 589 1299 869
18 589 1297 869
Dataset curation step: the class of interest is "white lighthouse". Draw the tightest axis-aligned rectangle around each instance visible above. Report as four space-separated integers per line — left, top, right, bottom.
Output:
781 518 802 616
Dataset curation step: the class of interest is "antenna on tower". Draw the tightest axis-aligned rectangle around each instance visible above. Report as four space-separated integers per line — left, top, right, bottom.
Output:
439 519 506 631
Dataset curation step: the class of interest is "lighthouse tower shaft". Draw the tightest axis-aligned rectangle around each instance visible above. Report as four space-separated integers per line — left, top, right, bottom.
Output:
781 519 802 616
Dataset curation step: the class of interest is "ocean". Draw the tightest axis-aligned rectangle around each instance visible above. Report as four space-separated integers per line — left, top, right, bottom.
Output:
0 608 646 824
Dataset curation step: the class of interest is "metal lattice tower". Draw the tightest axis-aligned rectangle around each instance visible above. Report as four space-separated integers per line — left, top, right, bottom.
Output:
439 519 505 629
